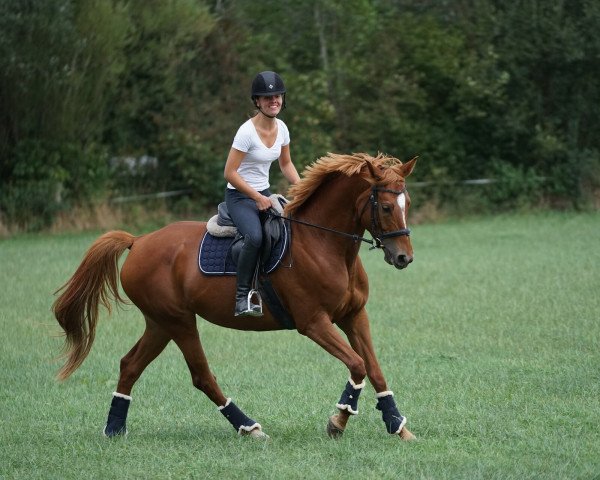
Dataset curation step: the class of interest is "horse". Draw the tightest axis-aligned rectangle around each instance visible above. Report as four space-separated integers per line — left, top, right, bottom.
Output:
53 152 418 440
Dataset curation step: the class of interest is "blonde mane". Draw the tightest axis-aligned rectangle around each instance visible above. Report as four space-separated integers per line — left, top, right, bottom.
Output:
284 152 406 216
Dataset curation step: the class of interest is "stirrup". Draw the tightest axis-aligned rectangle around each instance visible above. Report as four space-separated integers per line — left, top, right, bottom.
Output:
236 289 263 316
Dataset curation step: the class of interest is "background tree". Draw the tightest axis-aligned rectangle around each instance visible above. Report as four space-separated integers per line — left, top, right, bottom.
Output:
0 0 130 227
1 0 598 231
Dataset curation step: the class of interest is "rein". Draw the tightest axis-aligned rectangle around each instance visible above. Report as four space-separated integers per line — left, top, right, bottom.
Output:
268 210 378 247
268 186 410 250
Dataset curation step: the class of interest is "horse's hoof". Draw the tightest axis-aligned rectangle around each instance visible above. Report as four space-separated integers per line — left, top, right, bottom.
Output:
326 415 345 439
103 425 128 438
242 427 270 440
399 427 416 441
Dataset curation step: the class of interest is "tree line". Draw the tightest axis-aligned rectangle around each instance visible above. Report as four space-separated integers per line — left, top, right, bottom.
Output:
1 0 599 231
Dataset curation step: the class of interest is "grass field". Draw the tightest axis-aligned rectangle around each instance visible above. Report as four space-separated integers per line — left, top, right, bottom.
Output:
1 212 599 479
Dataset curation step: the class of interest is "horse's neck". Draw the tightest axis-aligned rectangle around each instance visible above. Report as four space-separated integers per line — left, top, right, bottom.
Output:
296 175 368 257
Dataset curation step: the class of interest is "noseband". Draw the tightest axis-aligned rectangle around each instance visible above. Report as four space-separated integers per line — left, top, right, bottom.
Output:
268 185 410 250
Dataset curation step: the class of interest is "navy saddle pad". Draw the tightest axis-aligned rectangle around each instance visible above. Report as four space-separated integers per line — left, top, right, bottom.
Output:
198 222 289 275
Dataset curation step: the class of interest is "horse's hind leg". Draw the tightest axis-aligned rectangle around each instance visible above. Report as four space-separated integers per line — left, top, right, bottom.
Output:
104 316 170 437
167 315 268 438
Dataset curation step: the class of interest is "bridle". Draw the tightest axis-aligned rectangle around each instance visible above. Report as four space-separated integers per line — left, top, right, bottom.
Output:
358 185 411 249
268 185 410 250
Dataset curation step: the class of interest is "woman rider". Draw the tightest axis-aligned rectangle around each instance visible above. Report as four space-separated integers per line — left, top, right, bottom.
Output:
224 71 300 317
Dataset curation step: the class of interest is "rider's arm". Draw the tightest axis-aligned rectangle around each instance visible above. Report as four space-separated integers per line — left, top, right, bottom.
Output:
278 144 300 185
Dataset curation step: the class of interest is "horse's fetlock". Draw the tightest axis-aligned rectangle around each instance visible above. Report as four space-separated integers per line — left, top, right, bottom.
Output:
218 398 261 434
104 392 131 437
376 391 407 435
335 377 366 415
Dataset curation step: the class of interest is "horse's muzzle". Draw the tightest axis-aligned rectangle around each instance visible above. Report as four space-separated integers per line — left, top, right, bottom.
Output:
384 248 413 269
395 254 413 269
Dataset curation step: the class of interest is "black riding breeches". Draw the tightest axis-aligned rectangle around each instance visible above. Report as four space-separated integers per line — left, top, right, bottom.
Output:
224 188 271 249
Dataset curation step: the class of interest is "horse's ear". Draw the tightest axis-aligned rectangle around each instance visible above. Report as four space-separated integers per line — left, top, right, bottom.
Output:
399 156 418 178
365 160 382 182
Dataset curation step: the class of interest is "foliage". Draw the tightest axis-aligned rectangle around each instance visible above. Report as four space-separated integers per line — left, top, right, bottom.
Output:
0 0 128 229
1 0 599 231
1 140 109 229
483 161 545 211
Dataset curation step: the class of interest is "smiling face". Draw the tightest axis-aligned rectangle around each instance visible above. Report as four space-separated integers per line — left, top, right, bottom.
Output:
255 94 283 117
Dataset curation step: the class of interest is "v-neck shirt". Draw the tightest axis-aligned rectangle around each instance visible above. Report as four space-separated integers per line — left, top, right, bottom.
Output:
228 118 290 190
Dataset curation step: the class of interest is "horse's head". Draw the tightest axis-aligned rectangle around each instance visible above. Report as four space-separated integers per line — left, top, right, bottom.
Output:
357 156 417 269
285 152 417 269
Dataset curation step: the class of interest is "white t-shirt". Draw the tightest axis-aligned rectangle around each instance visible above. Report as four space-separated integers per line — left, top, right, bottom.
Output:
227 118 290 191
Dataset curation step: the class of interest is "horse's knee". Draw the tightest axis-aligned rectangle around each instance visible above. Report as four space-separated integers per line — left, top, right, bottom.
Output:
348 357 366 380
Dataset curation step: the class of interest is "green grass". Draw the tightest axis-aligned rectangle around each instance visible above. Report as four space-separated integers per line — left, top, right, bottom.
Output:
1 212 599 479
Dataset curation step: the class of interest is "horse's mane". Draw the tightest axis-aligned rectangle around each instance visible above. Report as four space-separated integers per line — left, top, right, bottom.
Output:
284 152 406 216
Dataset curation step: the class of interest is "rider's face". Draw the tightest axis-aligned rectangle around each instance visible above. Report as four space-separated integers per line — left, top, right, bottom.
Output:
256 95 282 116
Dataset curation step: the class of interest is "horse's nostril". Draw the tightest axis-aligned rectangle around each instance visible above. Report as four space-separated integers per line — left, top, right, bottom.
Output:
397 254 413 266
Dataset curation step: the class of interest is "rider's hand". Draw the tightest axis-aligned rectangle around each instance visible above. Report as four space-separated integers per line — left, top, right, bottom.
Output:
255 195 272 211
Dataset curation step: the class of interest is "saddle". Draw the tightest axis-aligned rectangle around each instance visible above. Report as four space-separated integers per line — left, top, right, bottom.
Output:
198 194 295 329
199 194 289 275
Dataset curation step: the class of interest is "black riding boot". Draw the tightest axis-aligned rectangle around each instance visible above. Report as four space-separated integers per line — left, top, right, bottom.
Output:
234 237 263 317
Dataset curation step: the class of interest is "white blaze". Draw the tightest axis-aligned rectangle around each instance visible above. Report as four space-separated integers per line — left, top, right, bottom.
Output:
397 193 406 225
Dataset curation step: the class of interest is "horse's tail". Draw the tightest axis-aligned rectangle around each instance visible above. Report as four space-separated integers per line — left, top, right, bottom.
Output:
52 230 135 381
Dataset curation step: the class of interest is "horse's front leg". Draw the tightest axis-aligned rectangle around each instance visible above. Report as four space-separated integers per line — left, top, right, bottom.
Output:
298 313 370 437
337 308 416 441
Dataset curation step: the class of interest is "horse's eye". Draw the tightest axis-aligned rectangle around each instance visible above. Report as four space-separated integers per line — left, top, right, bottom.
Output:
381 204 392 213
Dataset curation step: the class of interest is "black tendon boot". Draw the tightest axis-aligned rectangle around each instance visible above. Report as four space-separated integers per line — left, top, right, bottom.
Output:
103 392 131 437
234 237 263 316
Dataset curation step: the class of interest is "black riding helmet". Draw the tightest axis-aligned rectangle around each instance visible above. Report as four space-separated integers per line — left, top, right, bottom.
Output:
251 71 287 111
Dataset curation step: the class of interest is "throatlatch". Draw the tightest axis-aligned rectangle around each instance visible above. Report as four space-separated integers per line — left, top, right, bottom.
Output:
335 378 366 415
218 398 262 434
375 391 407 434
103 392 131 437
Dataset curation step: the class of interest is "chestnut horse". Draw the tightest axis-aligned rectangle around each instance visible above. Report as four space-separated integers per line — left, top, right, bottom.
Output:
53 152 417 440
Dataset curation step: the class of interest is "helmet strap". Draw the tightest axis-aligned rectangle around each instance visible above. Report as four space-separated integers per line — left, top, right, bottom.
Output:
258 107 278 119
